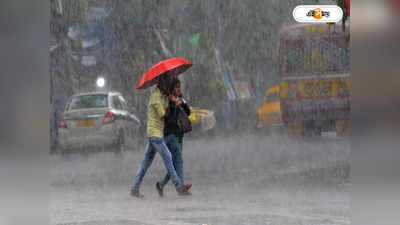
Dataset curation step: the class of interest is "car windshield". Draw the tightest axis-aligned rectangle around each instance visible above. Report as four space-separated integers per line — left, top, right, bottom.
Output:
68 94 108 110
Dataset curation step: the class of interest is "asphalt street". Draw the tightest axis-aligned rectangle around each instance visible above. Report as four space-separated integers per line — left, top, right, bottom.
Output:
51 134 350 225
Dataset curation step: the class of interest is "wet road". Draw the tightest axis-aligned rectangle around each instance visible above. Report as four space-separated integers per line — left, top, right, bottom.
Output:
51 134 350 225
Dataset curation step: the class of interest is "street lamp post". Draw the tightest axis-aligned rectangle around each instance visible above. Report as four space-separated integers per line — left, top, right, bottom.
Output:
96 77 106 91
96 77 105 88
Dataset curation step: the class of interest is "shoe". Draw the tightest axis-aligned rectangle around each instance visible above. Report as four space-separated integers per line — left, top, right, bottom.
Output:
176 185 192 196
184 184 192 190
156 182 164 197
130 189 144 198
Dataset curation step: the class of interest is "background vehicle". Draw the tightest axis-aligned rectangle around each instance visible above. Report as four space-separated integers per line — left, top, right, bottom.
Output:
279 23 350 137
58 91 141 155
256 85 283 132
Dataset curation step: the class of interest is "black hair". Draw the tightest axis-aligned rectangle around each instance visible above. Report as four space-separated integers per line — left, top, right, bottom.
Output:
157 73 170 89
168 77 180 93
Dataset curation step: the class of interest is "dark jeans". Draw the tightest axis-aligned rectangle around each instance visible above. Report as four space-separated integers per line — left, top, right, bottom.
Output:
131 137 183 191
159 135 183 187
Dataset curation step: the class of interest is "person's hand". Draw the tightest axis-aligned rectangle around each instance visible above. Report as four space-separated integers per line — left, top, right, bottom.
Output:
169 95 177 101
176 99 183 106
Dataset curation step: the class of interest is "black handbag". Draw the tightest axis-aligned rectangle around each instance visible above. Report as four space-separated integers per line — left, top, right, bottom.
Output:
177 106 192 134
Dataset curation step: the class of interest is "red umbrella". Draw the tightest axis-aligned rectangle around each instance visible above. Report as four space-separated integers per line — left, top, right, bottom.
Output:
136 57 193 89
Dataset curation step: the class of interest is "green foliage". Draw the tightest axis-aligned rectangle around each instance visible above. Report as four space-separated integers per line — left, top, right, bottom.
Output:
336 0 349 31
51 0 303 107
63 0 88 25
346 34 350 43
313 0 349 31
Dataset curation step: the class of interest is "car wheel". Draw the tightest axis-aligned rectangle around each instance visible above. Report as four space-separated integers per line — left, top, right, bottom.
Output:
114 131 126 156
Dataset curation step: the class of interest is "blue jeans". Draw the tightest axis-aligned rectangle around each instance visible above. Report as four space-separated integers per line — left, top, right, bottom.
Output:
131 137 183 191
159 135 183 188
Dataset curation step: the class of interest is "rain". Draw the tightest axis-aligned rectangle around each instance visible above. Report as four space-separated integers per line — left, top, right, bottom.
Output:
50 0 350 225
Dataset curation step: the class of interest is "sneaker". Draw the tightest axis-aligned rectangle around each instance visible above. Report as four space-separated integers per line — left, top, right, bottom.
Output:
130 189 144 198
184 184 192 190
156 182 164 197
176 185 192 196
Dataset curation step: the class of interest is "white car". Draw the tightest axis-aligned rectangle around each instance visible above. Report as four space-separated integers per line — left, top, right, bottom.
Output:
58 91 141 155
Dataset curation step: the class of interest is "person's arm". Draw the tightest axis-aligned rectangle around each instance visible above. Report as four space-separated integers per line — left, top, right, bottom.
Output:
162 94 181 119
165 100 176 119
153 98 166 119
181 101 191 116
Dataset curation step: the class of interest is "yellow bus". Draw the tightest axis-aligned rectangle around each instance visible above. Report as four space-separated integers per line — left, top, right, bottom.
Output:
279 23 350 137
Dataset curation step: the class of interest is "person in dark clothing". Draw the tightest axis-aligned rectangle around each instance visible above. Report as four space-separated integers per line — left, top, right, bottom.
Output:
130 75 191 198
156 77 192 197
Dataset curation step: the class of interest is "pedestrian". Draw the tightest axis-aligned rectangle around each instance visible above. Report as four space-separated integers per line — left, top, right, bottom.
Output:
130 74 191 198
156 77 192 197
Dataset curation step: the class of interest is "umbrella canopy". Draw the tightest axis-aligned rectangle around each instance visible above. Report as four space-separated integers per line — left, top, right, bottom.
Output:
136 57 192 89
